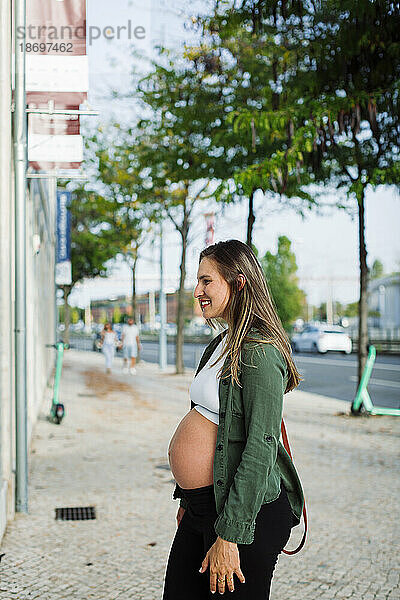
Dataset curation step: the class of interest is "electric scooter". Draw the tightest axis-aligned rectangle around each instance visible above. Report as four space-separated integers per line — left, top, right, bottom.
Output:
47 341 67 424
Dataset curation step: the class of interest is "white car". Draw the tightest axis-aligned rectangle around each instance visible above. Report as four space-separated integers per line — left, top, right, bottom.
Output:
292 324 352 354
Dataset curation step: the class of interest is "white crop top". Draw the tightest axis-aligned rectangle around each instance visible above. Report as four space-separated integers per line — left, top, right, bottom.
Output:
190 336 227 425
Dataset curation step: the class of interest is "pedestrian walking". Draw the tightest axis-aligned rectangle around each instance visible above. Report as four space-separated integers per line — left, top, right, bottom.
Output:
121 317 141 374
163 239 305 599
100 322 118 374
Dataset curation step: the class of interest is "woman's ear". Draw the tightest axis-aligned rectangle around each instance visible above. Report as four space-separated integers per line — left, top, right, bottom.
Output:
237 274 246 291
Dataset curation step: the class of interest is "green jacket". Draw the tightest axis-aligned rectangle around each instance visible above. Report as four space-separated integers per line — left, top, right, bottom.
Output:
173 327 304 544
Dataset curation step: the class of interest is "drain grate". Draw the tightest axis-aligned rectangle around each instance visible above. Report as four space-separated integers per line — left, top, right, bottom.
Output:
55 506 96 521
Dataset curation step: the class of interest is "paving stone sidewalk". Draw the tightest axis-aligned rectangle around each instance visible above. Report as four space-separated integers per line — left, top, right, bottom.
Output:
0 349 399 600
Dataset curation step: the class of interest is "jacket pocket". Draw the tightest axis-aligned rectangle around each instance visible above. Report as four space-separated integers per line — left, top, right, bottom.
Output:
229 413 246 442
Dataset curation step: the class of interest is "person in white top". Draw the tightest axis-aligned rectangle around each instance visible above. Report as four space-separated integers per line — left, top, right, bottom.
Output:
121 317 141 374
189 335 227 424
100 322 118 374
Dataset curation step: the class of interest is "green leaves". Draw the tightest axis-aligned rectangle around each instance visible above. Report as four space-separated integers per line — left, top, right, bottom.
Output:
67 124 163 288
260 236 305 330
211 0 400 208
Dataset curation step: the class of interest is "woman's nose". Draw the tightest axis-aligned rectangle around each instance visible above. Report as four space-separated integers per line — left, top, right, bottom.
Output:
194 284 201 298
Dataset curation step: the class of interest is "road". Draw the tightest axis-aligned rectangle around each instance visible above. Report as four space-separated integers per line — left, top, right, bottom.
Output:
139 341 400 410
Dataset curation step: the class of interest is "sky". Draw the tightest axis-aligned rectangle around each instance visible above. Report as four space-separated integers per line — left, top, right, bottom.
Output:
69 0 400 309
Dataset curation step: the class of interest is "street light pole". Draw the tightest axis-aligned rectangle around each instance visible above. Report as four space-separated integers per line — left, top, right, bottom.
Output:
159 220 167 370
13 0 28 513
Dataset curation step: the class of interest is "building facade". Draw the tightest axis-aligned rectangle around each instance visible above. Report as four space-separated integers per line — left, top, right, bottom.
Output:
0 1 56 541
368 273 400 329
90 288 202 325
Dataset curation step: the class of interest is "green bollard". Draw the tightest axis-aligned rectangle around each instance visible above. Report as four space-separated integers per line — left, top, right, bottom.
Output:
351 345 400 416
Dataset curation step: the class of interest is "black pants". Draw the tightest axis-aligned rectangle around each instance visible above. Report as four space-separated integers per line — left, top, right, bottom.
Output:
163 483 293 599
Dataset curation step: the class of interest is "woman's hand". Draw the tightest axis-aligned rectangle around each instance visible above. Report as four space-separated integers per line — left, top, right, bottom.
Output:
199 536 245 594
176 506 185 527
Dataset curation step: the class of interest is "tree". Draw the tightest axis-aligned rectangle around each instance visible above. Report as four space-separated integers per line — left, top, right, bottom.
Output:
316 303 327 322
371 259 384 280
296 0 400 384
344 302 359 318
59 187 120 344
187 13 318 246
260 236 305 330
211 0 400 385
70 308 80 325
133 47 315 370
113 306 122 324
134 57 224 373
87 126 160 323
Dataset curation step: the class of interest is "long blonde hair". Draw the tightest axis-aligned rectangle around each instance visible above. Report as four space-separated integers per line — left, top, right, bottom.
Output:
200 240 302 392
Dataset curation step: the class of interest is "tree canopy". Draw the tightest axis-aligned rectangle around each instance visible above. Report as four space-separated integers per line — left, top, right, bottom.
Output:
204 0 400 383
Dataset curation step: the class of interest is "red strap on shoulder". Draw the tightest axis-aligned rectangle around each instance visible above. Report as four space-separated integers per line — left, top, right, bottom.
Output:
280 419 308 555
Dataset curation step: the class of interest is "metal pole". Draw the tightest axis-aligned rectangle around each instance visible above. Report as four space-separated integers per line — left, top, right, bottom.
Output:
326 279 333 325
51 177 58 345
0 0 13 498
159 221 167 370
26 108 99 116
13 0 28 513
27 172 88 179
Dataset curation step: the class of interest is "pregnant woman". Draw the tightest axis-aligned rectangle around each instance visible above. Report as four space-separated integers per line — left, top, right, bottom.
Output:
164 239 305 599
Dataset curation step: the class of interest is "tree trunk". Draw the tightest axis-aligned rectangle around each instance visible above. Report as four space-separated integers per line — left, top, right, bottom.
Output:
131 258 138 321
131 258 141 362
357 188 369 385
61 284 71 345
176 211 188 374
246 189 256 247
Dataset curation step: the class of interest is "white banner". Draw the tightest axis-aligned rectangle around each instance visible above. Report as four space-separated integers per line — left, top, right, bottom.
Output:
28 112 82 169
28 134 83 163
26 55 88 94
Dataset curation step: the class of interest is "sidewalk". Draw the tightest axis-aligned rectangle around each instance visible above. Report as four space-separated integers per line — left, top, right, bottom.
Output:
0 349 399 600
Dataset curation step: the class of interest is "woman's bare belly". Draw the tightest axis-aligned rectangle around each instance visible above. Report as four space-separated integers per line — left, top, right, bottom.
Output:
168 408 218 489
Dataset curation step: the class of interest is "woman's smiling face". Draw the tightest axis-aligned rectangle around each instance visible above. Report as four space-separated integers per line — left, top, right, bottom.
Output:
194 257 231 320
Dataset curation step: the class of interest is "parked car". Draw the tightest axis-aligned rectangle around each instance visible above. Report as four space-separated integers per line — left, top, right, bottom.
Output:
291 324 352 354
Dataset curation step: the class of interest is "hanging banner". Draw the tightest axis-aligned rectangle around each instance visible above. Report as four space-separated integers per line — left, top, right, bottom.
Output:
23 0 88 106
26 57 88 106
28 112 82 170
56 190 72 285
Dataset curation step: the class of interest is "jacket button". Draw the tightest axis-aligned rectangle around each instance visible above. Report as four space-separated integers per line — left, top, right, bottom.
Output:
220 412 225 419
264 434 273 442
217 479 223 486
222 379 229 385
217 444 223 451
